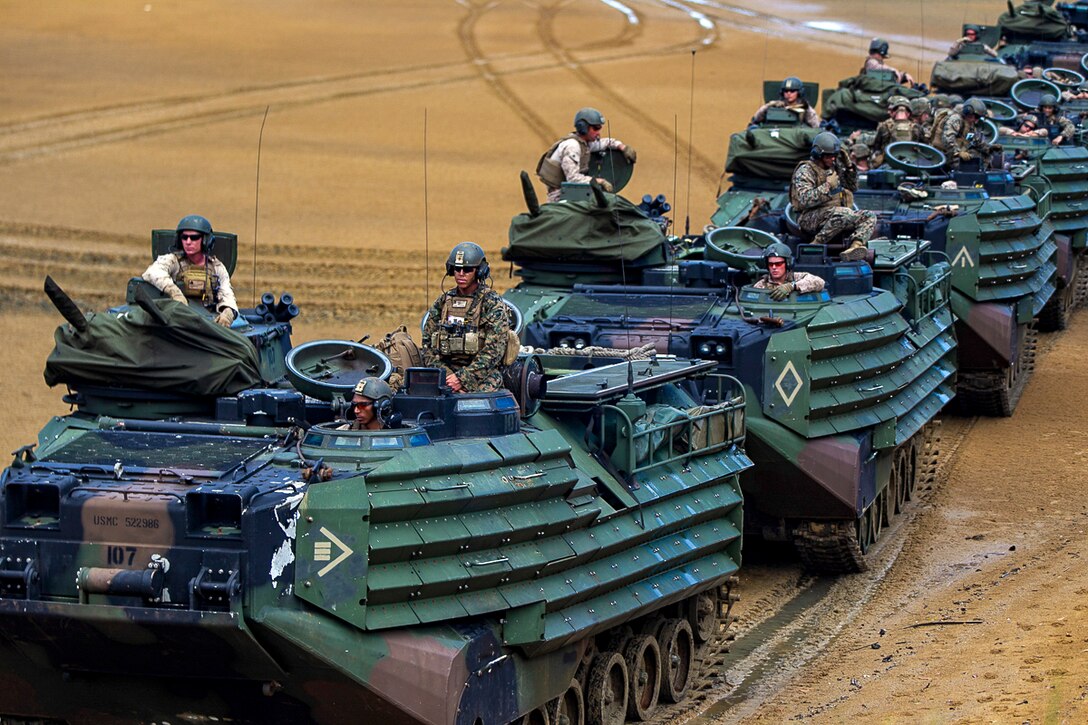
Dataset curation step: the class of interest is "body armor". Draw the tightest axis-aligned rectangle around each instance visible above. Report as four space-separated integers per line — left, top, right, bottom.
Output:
179 261 218 304
537 133 590 188
431 294 482 359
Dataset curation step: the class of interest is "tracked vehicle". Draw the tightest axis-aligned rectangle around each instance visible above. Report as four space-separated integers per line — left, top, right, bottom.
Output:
0 230 751 724
503 184 953 573
853 143 1061 415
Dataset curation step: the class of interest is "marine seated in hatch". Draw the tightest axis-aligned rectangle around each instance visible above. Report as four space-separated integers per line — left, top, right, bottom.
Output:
336 377 396 431
751 242 825 301
142 214 238 327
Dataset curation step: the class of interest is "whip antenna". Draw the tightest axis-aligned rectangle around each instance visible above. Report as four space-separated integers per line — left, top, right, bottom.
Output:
424 108 431 309
672 113 679 216
685 50 697 236
252 105 270 307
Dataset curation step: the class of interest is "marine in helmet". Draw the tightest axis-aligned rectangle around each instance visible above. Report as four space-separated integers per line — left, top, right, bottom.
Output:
421 242 511 393
872 96 924 165
789 132 876 261
141 215 238 327
862 38 915 86
998 113 1042 138
947 24 1002 59
850 142 872 172
337 377 394 431
751 242 825 300
936 97 992 166
1037 94 1076 146
749 77 820 128
536 108 637 202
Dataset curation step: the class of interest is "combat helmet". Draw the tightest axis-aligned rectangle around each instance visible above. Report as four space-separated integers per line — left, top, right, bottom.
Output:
869 38 890 57
353 376 393 404
852 142 871 160
1039 94 1059 110
811 131 841 158
887 95 910 112
174 214 214 252
574 107 606 135
781 76 804 95
445 241 490 280
762 242 793 272
909 98 931 117
962 98 987 117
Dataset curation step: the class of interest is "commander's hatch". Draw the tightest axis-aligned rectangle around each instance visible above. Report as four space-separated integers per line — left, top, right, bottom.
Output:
152 229 240 275
761 79 820 107
540 357 716 413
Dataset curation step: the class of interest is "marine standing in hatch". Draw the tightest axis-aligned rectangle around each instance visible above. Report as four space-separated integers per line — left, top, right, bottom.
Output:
862 38 915 86
421 242 511 393
752 242 826 300
142 214 238 327
749 77 821 128
536 107 636 202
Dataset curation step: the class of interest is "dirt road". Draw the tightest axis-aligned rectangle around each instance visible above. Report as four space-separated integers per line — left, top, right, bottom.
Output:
1 2 1084 722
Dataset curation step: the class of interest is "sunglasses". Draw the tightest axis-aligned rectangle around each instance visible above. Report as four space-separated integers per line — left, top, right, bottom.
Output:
589 124 603 131
352 400 374 409
452 266 477 274
767 260 787 267
180 232 204 241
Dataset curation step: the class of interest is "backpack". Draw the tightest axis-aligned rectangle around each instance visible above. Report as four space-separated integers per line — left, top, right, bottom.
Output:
375 325 422 391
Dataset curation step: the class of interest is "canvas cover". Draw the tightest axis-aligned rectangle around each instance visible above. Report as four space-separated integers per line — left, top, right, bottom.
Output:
45 300 262 395
998 1 1071 41
504 195 666 264
724 126 820 180
931 60 1021 95
822 74 926 123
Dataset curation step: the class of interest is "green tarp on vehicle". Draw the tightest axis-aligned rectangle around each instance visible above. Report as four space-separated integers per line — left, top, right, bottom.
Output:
45 300 263 396
999 1 1071 41
822 73 927 124
504 194 666 264
724 126 820 180
931 60 1021 95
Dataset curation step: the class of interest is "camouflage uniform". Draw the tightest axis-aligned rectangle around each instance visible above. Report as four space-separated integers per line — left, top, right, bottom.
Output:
753 271 825 293
790 159 876 248
872 116 924 161
862 55 908 83
540 133 625 202
142 251 238 316
1039 111 1076 144
937 112 992 163
421 286 510 392
947 38 998 59
750 100 820 128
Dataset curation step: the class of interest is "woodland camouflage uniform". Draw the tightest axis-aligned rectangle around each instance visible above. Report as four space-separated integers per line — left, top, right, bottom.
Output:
939 112 992 162
790 159 876 248
421 286 510 393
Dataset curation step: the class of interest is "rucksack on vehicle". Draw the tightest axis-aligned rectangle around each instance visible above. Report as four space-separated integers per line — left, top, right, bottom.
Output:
375 325 422 391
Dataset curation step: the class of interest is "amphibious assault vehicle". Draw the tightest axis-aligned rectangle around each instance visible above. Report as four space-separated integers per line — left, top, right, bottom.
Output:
503 183 952 573
0 231 753 724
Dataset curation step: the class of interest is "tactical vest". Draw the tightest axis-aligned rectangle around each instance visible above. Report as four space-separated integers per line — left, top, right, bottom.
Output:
1041 115 1063 141
536 133 589 188
929 108 953 149
179 257 219 305
431 292 483 359
893 119 915 141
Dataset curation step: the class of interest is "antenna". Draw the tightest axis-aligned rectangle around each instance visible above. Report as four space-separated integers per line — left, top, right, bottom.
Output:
252 105 270 307
604 118 634 355
918 0 925 82
685 50 696 236
423 108 431 310
672 114 679 217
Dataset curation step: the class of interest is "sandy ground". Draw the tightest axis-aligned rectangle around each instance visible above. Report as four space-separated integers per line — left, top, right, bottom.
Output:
1 1 1085 722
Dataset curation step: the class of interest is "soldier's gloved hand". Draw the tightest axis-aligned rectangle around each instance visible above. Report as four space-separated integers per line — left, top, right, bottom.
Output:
770 282 794 301
622 145 637 163
215 308 236 328
824 171 840 190
595 177 614 192
958 150 973 161
167 286 187 305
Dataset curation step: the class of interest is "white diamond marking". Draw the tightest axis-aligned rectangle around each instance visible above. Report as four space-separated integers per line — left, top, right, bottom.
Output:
775 360 804 407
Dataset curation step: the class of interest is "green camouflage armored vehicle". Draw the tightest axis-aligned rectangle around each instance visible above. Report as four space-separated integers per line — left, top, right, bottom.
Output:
0 262 751 722
855 145 1060 415
503 187 953 573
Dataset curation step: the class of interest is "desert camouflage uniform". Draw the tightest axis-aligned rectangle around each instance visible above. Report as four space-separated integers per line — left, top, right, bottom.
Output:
938 112 992 162
862 55 908 83
790 159 876 247
750 100 821 128
541 134 625 202
753 271 825 293
947 38 998 59
142 252 238 315
421 286 510 392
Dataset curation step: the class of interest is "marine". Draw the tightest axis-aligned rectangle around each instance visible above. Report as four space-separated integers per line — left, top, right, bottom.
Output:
789 132 876 261
750 76 821 128
537 107 636 202
142 214 238 327
751 242 826 300
935 98 992 166
421 241 511 393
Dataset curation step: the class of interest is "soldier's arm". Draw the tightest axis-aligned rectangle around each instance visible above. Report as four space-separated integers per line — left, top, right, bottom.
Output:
804 107 821 128
839 156 859 192
420 296 444 368
142 254 186 303
751 102 770 124
791 271 825 293
941 115 962 151
589 137 625 153
948 40 964 58
453 294 510 389
211 259 238 313
1060 117 1076 142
